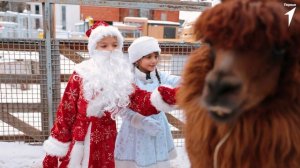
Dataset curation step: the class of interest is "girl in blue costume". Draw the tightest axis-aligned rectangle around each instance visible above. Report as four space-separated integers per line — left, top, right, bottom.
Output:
115 36 181 168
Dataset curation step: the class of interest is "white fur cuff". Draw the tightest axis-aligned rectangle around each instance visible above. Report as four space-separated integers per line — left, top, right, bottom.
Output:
43 136 70 157
150 87 175 113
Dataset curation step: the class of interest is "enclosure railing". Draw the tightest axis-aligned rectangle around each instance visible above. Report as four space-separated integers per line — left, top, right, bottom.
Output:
0 38 199 147
0 0 206 147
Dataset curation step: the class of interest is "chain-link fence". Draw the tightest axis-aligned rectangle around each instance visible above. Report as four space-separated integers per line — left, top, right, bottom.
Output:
0 0 210 148
0 39 48 142
0 38 199 147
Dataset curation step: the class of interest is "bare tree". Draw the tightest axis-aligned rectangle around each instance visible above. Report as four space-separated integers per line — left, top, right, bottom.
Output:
0 1 9 11
0 1 26 12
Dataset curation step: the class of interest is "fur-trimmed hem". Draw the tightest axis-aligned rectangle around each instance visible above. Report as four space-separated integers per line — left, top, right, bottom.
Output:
68 141 84 168
115 159 170 168
150 86 175 113
169 148 177 160
82 123 92 168
43 136 70 157
115 148 177 168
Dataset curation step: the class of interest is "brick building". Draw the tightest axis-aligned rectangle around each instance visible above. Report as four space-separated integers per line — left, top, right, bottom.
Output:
80 6 179 23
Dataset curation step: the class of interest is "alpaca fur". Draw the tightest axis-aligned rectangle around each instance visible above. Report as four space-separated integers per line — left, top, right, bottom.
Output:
178 0 300 167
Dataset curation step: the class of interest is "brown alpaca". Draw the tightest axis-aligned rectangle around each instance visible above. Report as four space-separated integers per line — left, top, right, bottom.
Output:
178 0 300 168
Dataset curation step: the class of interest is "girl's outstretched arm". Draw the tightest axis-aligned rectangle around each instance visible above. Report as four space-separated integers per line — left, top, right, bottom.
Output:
128 84 178 116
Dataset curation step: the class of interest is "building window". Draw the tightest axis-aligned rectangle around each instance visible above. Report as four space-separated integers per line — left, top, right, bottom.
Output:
35 5 40 14
35 18 40 29
140 9 150 18
161 12 167 21
34 5 40 29
62 6 66 30
164 27 176 39
129 9 135 17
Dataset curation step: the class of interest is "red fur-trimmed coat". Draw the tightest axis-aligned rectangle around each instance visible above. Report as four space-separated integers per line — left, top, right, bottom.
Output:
43 71 176 168
44 71 117 168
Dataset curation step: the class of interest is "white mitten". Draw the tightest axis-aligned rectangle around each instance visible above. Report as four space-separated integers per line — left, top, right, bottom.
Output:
126 111 162 136
140 116 163 136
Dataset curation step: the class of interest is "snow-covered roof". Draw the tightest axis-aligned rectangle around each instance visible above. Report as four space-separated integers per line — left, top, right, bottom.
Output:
124 17 148 22
113 23 139 31
148 20 180 26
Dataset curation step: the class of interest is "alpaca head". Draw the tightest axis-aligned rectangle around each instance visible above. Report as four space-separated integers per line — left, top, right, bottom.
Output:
201 45 285 122
177 1 300 167
182 0 300 122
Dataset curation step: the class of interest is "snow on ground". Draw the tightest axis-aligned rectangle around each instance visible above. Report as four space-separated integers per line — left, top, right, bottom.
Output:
0 141 190 168
0 142 44 168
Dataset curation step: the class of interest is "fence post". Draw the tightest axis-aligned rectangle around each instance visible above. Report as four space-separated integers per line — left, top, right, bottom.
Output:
42 2 55 130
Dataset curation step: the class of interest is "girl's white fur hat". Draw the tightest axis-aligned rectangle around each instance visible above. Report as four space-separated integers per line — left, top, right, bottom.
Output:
128 36 161 63
86 21 124 55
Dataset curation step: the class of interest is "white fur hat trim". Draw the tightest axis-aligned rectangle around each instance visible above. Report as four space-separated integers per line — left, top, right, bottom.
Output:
128 36 161 63
88 25 124 55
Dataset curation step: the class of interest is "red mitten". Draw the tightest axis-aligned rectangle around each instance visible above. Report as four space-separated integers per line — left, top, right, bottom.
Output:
150 85 178 112
129 85 160 116
157 86 179 105
43 154 58 168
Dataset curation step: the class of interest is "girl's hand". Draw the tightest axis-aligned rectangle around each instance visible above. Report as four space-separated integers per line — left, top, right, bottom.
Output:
157 85 179 105
43 154 58 168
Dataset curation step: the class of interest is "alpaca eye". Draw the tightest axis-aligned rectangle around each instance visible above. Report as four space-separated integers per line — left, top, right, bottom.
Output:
272 48 285 57
209 47 216 62
204 39 213 46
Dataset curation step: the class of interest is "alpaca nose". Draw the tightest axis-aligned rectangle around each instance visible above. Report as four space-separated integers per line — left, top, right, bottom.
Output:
206 77 241 103
208 80 241 97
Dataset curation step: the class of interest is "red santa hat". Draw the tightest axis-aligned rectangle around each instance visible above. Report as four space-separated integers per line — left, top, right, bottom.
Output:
128 36 161 64
86 21 124 55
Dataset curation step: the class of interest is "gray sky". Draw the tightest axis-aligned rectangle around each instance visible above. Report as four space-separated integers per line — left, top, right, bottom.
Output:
179 11 201 22
179 0 221 22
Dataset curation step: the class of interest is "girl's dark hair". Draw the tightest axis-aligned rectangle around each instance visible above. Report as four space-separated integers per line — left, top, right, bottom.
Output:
134 54 161 84
155 68 161 84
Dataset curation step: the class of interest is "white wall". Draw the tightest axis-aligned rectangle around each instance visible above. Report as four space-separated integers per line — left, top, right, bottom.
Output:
55 4 80 32
27 3 80 32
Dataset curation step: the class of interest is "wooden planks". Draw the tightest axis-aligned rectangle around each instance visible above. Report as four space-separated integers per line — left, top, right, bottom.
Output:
0 74 71 83
166 112 184 139
0 111 44 141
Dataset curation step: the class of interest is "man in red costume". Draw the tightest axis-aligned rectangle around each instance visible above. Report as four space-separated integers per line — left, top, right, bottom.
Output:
42 21 176 168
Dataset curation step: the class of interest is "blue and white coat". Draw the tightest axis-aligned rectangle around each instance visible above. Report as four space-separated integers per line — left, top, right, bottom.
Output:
114 67 181 168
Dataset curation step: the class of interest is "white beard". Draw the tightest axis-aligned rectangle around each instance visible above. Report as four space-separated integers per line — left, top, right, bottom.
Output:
75 50 134 117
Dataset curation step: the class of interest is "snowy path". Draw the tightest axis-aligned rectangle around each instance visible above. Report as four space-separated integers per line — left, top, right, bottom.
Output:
0 142 190 168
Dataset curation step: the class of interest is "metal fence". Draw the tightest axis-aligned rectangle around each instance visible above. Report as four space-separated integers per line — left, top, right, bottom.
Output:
0 38 199 147
0 39 48 142
0 0 209 147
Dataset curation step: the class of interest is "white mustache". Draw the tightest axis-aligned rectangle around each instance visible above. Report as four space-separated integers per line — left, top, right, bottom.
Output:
91 50 124 66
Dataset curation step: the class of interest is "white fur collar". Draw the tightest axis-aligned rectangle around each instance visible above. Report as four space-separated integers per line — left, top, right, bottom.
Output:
134 67 156 84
